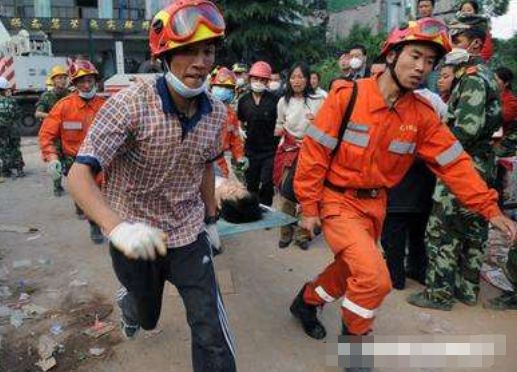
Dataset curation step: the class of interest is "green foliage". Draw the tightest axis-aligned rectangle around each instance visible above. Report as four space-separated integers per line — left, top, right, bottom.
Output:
217 0 326 71
311 23 386 89
482 0 510 16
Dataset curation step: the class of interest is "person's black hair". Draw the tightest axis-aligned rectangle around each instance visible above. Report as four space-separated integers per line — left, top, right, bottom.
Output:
459 0 480 13
417 0 435 6
453 27 486 47
349 43 367 56
284 62 314 104
220 194 263 223
496 66 514 90
311 71 321 82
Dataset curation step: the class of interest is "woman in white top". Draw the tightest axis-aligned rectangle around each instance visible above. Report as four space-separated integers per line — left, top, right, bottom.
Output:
310 71 328 99
274 63 325 250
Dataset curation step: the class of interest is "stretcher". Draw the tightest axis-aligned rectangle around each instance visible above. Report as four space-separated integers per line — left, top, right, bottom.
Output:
217 205 297 237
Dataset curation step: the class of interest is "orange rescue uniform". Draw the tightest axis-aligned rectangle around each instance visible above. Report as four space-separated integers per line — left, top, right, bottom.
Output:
294 77 501 335
39 92 105 183
216 105 245 177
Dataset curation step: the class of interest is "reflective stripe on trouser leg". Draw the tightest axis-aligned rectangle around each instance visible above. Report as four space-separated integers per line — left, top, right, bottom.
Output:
303 259 349 306
322 210 392 335
204 233 237 360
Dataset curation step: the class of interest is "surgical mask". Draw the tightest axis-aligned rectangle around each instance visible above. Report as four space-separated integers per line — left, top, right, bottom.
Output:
349 57 363 70
236 77 246 88
79 86 97 100
250 81 266 93
212 86 235 104
268 81 281 91
164 66 207 98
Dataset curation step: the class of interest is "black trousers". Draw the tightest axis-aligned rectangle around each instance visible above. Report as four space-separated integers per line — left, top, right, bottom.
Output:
381 212 430 289
245 153 274 206
110 233 236 372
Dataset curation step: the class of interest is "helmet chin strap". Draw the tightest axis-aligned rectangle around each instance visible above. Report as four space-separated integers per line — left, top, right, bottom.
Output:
387 51 410 94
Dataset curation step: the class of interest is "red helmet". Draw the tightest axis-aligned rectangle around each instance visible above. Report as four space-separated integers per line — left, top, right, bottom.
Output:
249 61 272 80
149 0 225 57
380 18 452 58
211 67 236 87
68 60 98 82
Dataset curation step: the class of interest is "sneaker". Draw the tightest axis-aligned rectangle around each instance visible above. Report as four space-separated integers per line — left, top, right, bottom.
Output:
290 285 326 340
406 291 452 311
53 185 65 197
89 223 105 245
15 169 25 178
115 288 140 340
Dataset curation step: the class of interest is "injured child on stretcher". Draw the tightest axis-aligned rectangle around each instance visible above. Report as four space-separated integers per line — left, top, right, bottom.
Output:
215 175 263 224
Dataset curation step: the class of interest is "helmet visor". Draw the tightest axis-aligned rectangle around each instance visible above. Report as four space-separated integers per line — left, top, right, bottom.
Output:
171 2 225 40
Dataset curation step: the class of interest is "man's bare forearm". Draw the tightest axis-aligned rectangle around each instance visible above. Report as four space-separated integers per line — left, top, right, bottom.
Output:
68 163 122 234
200 163 217 217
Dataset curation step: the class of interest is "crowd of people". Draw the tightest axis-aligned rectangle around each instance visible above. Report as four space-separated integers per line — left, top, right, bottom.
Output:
1 0 517 371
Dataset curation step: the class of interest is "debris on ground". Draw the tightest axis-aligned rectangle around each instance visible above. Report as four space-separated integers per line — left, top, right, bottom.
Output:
27 234 42 241
22 303 48 318
10 310 24 328
50 323 64 336
0 286 12 299
35 335 59 371
84 315 115 338
35 356 56 372
12 259 32 269
0 305 12 318
0 224 39 234
89 346 105 357
69 279 88 288
416 312 453 334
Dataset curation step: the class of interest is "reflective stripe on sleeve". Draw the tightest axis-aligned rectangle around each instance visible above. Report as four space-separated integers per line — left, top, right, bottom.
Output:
342 296 376 319
436 141 464 166
315 286 336 303
343 129 369 148
388 140 416 155
306 125 338 150
348 123 369 133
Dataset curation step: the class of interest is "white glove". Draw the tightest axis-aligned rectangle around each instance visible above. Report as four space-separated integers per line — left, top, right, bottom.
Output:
205 223 222 254
237 156 249 171
109 222 167 260
47 159 62 181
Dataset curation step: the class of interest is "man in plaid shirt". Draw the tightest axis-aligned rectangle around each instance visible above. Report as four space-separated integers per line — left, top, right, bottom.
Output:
67 1 236 371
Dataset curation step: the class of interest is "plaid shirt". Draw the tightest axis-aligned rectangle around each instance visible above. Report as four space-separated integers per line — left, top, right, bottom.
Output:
77 77 225 248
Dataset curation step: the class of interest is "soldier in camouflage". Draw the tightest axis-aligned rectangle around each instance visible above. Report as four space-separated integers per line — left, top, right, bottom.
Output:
0 77 24 178
408 15 503 310
35 65 71 196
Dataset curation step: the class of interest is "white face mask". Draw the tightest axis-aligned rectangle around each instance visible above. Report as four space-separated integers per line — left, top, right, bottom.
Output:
250 81 266 93
164 65 207 98
349 57 363 70
79 86 97 100
268 81 281 91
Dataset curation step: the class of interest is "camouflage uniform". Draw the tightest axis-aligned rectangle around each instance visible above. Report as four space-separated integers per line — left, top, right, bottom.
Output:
0 95 23 176
36 88 70 192
486 248 517 310
416 57 502 308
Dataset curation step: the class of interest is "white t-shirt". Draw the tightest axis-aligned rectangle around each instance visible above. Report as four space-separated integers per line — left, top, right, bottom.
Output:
276 95 325 139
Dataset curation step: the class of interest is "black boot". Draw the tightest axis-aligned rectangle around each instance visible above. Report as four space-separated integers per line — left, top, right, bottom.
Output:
290 285 326 340
341 323 372 372
89 222 105 245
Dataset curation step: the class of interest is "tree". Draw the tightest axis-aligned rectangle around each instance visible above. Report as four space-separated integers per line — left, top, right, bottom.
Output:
216 0 327 71
492 35 517 88
482 0 510 16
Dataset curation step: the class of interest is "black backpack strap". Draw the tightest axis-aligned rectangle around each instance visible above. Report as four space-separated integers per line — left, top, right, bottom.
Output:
330 80 358 157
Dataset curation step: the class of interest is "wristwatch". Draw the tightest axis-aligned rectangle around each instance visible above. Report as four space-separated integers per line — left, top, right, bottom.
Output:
204 215 218 225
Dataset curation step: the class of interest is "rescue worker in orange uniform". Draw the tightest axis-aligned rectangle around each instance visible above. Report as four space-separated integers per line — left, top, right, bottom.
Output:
289 18 516 370
210 67 249 177
38 60 106 244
